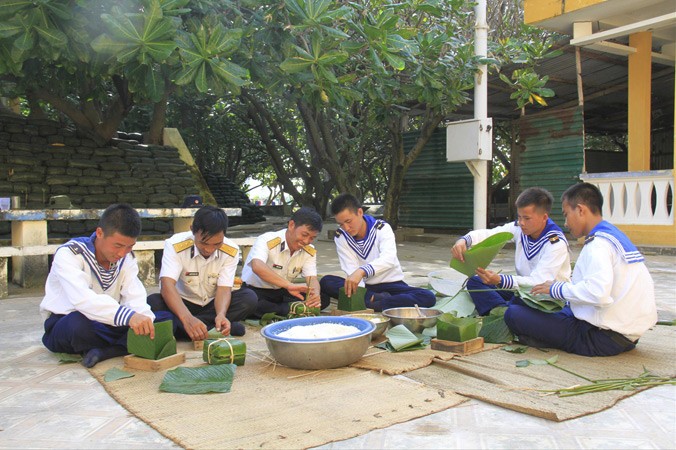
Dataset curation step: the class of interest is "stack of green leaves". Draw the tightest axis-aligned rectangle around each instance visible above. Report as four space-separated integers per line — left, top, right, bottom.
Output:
450 232 513 276
338 286 367 311
432 290 476 317
259 312 288 326
478 307 514 343
376 324 429 352
160 365 236 394
203 338 246 366
516 288 565 313
436 313 482 342
127 320 176 360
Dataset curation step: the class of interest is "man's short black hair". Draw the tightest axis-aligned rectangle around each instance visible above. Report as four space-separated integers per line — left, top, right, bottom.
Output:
289 207 323 232
192 206 228 239
515 187 554 214
562 182 603 215
330 193 361 216
99 204 141 238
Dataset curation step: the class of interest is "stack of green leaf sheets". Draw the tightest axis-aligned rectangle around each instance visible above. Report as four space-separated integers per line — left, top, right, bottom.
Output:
377 324 429 352
338 286 367 311
516 288 565 313
478 307 514 343
203 338 246 366
127 320 176 360
450 232 513 276
437 313 482 342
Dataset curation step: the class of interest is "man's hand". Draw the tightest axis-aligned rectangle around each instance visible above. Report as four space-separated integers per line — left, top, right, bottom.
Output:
451 239 468 262
305 285 321 308
215 313 231 336
344 269 365 297
531 281 554 296
129 314 155 339
476 267 500 285
182 315 208 341
285 283 309 300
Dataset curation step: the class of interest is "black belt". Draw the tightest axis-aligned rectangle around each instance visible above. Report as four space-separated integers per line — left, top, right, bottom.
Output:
600 328 637 348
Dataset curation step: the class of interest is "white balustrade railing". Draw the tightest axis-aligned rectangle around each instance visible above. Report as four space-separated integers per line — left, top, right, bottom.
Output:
580 170 674 225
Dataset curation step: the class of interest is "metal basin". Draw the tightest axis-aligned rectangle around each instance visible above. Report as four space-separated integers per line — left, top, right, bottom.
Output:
261 316 375 370
345 313 390 338
382 307 443 333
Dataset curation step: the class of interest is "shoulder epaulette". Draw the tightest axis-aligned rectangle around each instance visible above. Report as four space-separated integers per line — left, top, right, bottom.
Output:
218 243 238 257
375 220 385 230
67 242 83 255
267 237 282 250
584 235 595 245
303 245 317 257
334 229 342 238
549 236 560 244
173 239 194 253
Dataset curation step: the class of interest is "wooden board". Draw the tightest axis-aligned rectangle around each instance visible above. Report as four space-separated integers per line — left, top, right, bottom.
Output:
431 337 484 355
194 340 204 350
124 352 186 372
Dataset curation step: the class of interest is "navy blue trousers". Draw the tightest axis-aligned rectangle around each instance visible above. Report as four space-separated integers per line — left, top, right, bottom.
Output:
147 287 258 338
505 304 636 357
466 275 515 315
42 310 175 354
319 275 435 312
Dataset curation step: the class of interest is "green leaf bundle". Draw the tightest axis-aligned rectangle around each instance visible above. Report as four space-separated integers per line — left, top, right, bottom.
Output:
287 301 320 318
203 338 246 366
437 313 482 342
450 232 513 276
127 320 176 360
338 286 367 311
516 289 565 313
160 365 236 394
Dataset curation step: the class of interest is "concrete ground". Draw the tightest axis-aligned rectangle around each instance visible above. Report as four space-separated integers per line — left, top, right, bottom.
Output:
1 221 674 449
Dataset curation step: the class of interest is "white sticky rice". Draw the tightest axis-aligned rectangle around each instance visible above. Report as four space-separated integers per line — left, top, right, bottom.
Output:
277 323 361 339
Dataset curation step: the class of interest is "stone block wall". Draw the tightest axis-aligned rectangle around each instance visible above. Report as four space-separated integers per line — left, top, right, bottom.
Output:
0 113 261 239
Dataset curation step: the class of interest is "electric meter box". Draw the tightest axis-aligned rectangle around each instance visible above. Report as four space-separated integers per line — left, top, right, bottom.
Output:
446 118 493 162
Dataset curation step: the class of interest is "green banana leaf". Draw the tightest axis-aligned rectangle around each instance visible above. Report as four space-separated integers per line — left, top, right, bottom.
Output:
478 308 514 344
428 270 465 296
207 328 223 339
156 337 177 360
104 367 135 382
55 352 82 364
450 232 513 276
127 320 175 360
380 324 426 352
160 365 236 394
432 291 476 317
516 289 565 313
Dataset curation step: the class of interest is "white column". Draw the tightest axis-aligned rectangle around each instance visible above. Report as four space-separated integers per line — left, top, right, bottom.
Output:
472 0 489 229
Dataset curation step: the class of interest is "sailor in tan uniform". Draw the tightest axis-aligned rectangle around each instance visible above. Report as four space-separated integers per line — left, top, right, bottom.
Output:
147 206 257 338
240 207 328 316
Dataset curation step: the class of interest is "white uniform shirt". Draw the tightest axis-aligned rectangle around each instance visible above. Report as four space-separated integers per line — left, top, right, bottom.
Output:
240 228 317 289
334 215 404 286
40 235 154 327
159 231 240 307
550 236 657 341
463 220 571 289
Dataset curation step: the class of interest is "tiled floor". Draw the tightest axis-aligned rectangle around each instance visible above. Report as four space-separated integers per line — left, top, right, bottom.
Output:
1 234 674 449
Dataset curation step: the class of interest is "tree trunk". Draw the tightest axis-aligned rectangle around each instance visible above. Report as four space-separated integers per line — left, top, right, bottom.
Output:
147 95 168 145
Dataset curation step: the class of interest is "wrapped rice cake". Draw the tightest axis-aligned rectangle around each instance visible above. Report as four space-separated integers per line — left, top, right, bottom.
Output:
203 338 246 366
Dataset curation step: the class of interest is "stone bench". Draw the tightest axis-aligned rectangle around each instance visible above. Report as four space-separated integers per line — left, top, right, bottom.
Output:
0 207 242 291
0 237 255 299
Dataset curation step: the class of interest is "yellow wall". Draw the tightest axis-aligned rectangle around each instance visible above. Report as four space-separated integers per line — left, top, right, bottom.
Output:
524 0 606 24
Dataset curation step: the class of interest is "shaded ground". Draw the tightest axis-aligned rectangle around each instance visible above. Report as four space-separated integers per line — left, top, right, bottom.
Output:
1 222 674 449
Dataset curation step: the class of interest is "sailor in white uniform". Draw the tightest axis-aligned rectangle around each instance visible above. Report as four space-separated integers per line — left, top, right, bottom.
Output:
451 187 571 315
241 207 327 316
320 194 435 311
40 204 173 367
147 206 257 339
523 182 657 356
